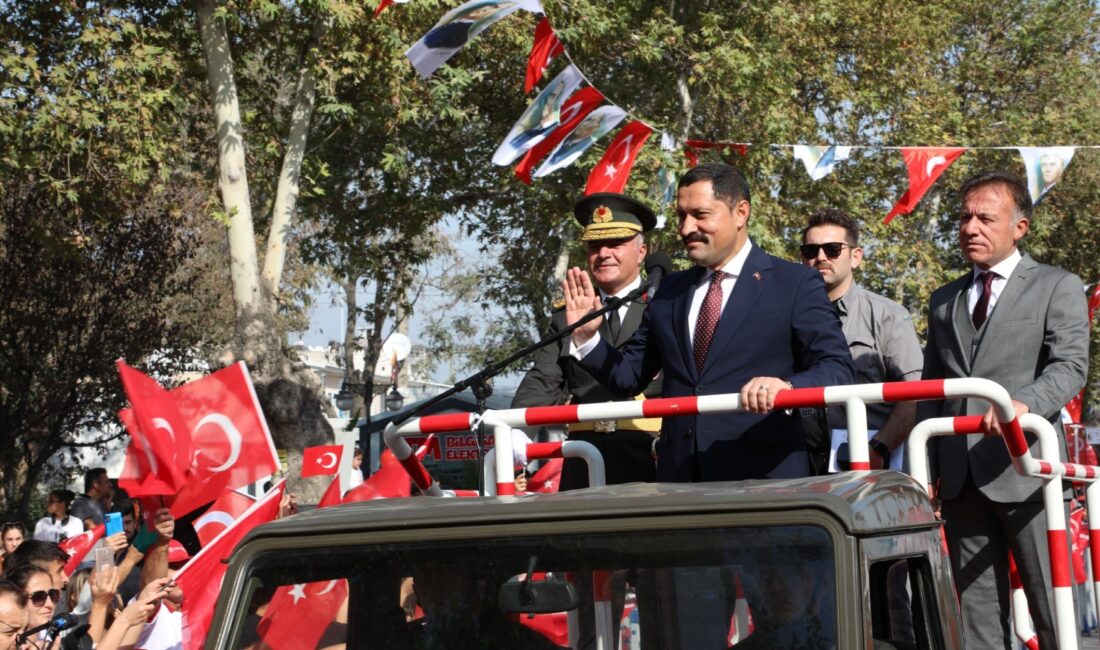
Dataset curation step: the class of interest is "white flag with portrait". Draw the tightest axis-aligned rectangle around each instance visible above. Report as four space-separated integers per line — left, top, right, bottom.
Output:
1017 147 1076 204
791 145 853 181
491 64 584 166
406 0 543 79
532 105 627 178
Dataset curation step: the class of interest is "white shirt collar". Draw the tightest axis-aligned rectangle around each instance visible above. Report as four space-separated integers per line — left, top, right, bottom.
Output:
973 248 1022 281
703 239 753 282
599 275 642 301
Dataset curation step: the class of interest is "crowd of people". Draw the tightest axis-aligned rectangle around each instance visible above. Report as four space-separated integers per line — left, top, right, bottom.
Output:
0 470 189 650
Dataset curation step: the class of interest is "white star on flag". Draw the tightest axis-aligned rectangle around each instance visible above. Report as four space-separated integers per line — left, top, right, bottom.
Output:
603 163 618 178
288 583 307 604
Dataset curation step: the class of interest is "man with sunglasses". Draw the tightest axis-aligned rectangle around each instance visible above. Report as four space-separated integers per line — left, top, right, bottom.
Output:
565 163 853 482
799 210 923 475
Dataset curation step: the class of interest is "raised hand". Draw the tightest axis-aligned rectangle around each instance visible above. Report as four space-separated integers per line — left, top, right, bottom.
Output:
563 267 603 346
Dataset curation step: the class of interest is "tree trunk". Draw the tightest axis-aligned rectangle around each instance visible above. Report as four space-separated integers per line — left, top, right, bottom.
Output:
262 15 329 301
196 0 330 504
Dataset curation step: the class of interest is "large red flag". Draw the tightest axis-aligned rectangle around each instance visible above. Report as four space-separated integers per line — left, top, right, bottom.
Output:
169 362 281 518
525 17 564 94
302 445 343 478
514 87 605 184
318 436 435 507
585 120 654 195
192 488 257 548
177 480 285 650
883 147 967 224
257 579 349 650
58 524 105 576
117 361 192 497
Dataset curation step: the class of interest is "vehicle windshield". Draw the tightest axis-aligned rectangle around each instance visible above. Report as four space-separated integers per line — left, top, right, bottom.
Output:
229 524 836 650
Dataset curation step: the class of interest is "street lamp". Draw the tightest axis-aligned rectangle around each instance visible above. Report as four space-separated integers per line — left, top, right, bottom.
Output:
384 386 404 412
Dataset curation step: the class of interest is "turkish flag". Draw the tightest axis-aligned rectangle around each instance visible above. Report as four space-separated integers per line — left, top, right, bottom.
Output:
527 458 562 494
257 579 349 650
192 489 256 548
584 120 654 195
883 147 967 224
318 435 435 507
177 480 285 650
514 86 605 184
59 524 105 576
169 362 281 518
726 571 755 645
117 361 192 497
525 17 564 94
302 445 343 478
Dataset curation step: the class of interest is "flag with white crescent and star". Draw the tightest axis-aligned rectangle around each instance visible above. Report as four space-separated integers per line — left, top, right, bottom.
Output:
883 147 967 224
302 445 343 478
116 361 192 497
58 524 105 576
257 578 350 650
584 120 654 196
193 488 256 548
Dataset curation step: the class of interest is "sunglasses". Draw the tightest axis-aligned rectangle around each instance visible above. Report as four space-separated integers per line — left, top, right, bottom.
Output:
26 589 60 607
800 242 852 260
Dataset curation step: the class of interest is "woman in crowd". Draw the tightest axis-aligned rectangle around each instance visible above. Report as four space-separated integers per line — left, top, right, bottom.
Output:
34 491 81 544
0 524 25 569
7 564 60 649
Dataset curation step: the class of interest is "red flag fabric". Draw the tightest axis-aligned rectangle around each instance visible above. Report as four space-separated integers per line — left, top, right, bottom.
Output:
1071 505 1088 585
177 480 285 650
302 445 343 478
683 140 748 167
526 458 562 494
1088 283 1100 324
883 147 967 224
514 87 605 184
192 489 256 548
525 17 564 94
584 120 654 195
726 571 755 644
117 361 192 497
257 579 349 650
373 0 393 17
319 435 435 507
58 524 105 576
169 362 281 518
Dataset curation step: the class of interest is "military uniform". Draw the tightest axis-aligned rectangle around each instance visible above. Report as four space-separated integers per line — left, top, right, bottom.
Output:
511 193 662 491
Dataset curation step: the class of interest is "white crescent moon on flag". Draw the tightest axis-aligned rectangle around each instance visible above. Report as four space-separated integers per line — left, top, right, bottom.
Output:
152 417 175 443
926 155 947 176
319 452 338 470
197 413 242 472
316 580 339 596
193 510 236 535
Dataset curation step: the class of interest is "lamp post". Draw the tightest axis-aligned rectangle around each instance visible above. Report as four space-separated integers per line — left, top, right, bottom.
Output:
335 374 386 476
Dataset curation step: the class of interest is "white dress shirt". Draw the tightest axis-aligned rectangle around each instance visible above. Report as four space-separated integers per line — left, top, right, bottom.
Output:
967 248 1022 322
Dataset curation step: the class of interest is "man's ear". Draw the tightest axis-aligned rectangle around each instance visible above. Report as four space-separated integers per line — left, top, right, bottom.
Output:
733 199 750 229
850 246 863 271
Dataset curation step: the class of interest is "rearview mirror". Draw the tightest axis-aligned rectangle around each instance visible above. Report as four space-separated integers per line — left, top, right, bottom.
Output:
498 578 578 614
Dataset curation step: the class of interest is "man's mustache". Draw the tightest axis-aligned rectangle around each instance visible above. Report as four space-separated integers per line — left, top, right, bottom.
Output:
682 232 708 244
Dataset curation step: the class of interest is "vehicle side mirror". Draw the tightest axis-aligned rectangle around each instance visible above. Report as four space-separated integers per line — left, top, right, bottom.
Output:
498 578 578 614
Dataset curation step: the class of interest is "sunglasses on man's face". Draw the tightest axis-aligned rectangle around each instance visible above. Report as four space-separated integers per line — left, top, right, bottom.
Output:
800 242 851 260
26 589 60 607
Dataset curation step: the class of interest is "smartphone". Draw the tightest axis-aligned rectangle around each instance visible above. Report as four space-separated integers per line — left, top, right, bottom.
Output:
105 511 123 537
94 547 116 573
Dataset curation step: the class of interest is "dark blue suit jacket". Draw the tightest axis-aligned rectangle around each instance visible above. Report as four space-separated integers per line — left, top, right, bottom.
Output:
581 245 854 482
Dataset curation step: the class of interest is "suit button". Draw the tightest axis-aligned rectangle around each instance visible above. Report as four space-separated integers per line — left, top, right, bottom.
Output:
683 427 693 440
694 386 702 395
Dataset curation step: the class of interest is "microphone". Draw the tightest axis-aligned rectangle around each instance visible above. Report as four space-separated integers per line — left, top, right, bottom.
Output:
644 252 673 302
19 613 80 643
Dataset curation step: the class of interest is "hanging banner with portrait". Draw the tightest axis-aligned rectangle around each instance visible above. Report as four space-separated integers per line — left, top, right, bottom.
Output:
1017 146 1076 205
406 0 543 79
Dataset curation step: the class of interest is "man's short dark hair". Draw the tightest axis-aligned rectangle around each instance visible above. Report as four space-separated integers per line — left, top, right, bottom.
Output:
959 171 1032 222
3 565 48 592
4 540 68 574
48 489 75 507
678 163 751 208
109 495 133 519
83 468 107 494
802 209 860 246
0 580 27 608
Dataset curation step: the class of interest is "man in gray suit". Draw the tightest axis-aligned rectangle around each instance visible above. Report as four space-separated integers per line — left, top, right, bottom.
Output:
921 171 1089 649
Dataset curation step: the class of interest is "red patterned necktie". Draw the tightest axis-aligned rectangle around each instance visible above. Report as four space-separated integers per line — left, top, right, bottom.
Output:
971 271 996 330
693 270 727 373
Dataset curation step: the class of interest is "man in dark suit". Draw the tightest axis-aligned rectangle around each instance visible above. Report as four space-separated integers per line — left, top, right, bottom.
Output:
920 171 1089 649
512 193 662 490
564 163 854 482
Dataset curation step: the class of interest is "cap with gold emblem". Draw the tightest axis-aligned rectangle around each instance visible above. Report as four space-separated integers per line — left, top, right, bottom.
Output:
573 193 657 242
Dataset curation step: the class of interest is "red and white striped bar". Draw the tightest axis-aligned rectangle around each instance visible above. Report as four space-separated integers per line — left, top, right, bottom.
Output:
482 440 606 497
382 413 477 497
908 413 1079 650
1009 551 1040 650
